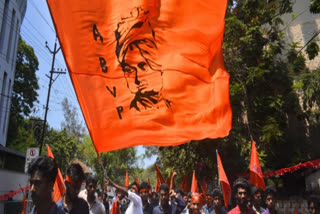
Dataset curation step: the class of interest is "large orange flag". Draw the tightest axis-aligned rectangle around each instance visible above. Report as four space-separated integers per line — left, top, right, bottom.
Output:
46 144 65 202
191 170 199 193
216 151 231 209
125 170 129 187
249 140 265 191
47 0 232 153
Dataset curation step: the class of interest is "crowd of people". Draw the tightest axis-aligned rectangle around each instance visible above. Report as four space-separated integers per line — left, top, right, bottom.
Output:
27 156 319 214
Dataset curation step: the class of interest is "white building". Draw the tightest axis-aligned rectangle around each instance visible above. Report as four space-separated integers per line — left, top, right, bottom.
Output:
0 0 27 147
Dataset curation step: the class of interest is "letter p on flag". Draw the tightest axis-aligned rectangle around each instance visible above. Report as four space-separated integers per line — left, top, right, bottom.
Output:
249 140 265 191
46 0 232 153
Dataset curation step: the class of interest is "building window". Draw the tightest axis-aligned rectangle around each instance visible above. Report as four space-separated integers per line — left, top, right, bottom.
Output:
11 20 19 69
0 0 9 54
6 9 16 62
3 79 11 134
0 72 8 130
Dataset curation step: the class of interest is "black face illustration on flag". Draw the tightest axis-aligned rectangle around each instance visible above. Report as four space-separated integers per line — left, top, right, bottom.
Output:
115 7 171 112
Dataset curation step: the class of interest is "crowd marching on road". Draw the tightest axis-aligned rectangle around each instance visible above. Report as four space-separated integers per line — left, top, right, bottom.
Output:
26 156 319 214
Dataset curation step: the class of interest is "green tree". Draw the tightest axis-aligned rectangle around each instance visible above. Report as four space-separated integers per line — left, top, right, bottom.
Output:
6 36 40 152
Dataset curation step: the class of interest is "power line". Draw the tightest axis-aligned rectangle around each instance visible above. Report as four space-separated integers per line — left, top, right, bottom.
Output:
28 0 55 33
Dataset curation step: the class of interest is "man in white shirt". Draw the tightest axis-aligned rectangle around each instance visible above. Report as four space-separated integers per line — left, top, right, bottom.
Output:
106 177 143 214
79 174 106 214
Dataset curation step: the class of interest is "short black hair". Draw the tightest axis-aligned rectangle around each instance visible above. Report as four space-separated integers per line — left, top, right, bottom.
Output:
251 186 263 196
176 188 185 197
27 156 58 184
264 186 277 199
159 183 169 193
85 173 98 186
139 182 151 190
187 192 192 199
129 182 140 192
66 163 85 183
212 188 223 198
233 177 250 194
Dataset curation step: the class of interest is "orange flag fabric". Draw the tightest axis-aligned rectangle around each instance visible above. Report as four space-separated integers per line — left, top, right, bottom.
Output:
155 176 160 192
294 208 298 214
216 151 231 209
249 140 265 191
191 170 199 193
155 164 166 184
133 177 140 186
46 144 65 202
125 170 129 187
180 174 190 193
47 0 232 153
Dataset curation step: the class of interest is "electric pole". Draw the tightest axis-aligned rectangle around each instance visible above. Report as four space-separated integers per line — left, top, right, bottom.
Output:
39 39 66 154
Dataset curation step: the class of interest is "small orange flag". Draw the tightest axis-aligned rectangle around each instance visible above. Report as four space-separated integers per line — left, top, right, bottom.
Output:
155 176 160 192
200 180 207 196
46 144 65 202
47 0 232 153
180 174 190 193
216 151 231 209
125 170 129 187
155 164 166 184
294 208 298 214
249 140 265 191
133 177 140 186
191 170 199 193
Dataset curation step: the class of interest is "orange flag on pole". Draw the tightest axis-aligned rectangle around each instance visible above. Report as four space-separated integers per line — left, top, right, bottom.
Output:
46 144 65 202
125 170 129 187
155 176 160 192
191 170 199 193
180 174 190 193
216 150 231 209
46 0 232 153
133 177 140 186
249 140 265 191
155 164 165 184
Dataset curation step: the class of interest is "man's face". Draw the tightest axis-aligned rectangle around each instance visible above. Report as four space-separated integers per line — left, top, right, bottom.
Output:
123 43 162 94
236 187 248 206
253 192 262 207
191 201 202 214
213 196 222 208
129 185 138 194
86 182 97 197
183 195 188 204
206 196 213 207
139 189 149 202
65 181 81 201
187 197 192 208
265 194 275 210
308 202 317 214
159 189 169 207
30 171 52 206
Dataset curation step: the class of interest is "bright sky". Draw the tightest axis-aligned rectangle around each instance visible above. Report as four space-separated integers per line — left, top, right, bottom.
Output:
20 0 156 168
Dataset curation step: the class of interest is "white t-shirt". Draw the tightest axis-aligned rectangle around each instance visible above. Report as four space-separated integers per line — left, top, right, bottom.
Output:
125 191 143 214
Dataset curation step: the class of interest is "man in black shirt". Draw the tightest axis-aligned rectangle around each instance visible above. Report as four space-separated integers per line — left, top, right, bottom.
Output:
140 182 153 214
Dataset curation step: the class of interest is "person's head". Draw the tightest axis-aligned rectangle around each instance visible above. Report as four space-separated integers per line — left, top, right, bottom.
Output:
233 177 250 208
128 182 140 194
27 156 58 206
97 191 104 202
65 163 84 201
139 182 151 202
176 189 187 204
85 174 98 198
190 193 203 214
308 198 319 214
264 186 277 211
115 7 164 111
251 186 263 208
187 192 192 209
159 183 169 207
115 188 125 200
212 188 224 209
205 193 214 207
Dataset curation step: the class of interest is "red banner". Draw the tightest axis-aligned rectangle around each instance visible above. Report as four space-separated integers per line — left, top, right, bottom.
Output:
249 140 265 190
217 151 231 209
0 185 29 201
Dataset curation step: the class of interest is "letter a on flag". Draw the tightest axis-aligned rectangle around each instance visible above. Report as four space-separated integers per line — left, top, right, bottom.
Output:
46 144 65 202
47 0 232 153
216 151 231 209
249 140 265 191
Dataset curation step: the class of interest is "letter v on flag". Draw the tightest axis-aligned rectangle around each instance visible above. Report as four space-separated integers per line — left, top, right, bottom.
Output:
216 151 231 209
47 0 232 153
249 140 265 191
